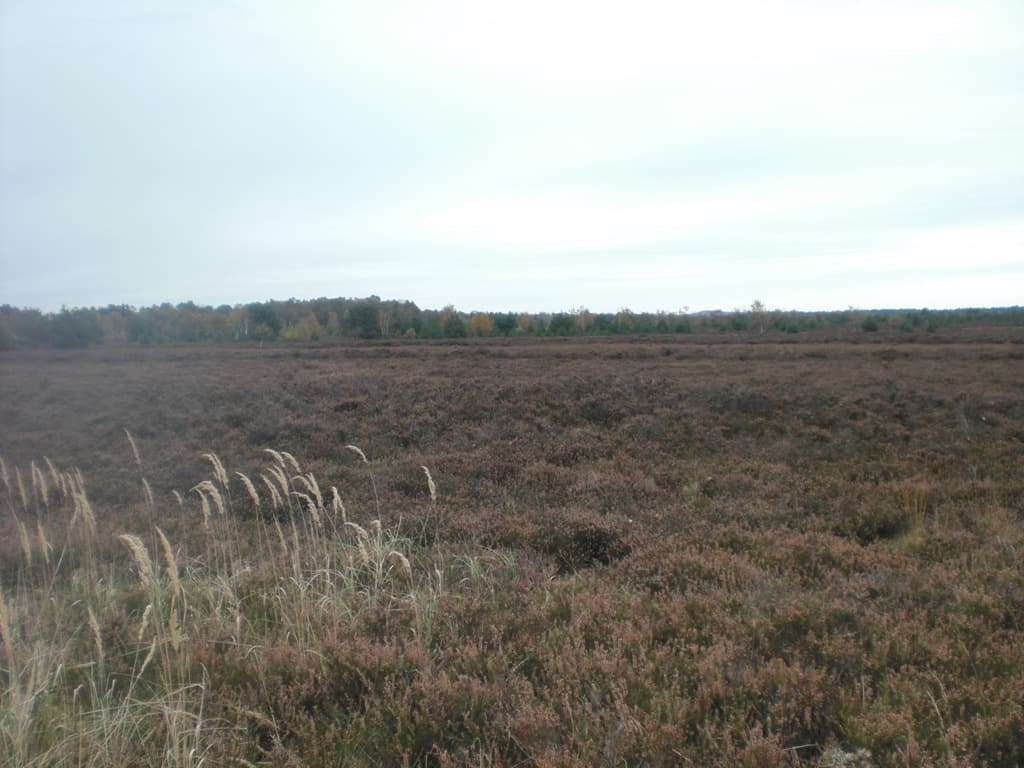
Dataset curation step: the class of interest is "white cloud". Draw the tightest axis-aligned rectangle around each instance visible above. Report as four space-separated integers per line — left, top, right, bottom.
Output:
1 0 1022 311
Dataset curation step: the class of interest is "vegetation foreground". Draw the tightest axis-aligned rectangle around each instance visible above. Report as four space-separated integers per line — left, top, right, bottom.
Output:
1 331 1022 766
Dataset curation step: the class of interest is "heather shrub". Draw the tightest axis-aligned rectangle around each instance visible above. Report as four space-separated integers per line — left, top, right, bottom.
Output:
3 331 1023 767
535 519 632 573
836 501 912 544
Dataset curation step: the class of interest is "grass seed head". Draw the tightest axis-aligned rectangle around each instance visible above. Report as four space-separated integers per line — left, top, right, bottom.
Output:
421 465 437 503
36 521 52 565
281 451 301 474
17 520 32 568
124 428 142 467
346 445 369 464
87 606 104 662
138 603 153 641
31 460 49 508
293 492 321 528
268 464 290 499
331 486 346 523
44 456 61 494
138 637 158 678
156 527 180 597
15 466 28 512
71 481 97 535
305 472 323 509
194 488 211 528
273 518 288 556
118 533 156 592
236 471 261 509
142 477 155 513
386 550 413 583
193 480 225 516
0 588 12 662
260 473 283 510
346 521 369 541
203 453 230 490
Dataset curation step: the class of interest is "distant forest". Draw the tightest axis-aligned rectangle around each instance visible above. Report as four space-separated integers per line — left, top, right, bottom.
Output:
1 297 1021 349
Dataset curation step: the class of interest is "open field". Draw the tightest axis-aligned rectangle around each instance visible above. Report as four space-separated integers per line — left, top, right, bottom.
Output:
2 329 1023 766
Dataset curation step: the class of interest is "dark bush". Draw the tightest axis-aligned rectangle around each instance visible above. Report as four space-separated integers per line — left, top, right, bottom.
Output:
536 522 631 573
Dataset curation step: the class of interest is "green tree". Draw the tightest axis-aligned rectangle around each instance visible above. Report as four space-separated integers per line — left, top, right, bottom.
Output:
52 308 102 348
443 313 467 338
548 313 576 335
614 308 634 334
347 303 380 338
248 304 282 340
0 317 15 350
493 313 516 336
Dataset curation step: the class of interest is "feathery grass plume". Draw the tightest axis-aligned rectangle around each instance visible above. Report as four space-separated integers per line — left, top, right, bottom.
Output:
193 480 225 516
36 520 51 565
260 473 283 511
347 445 381 517
17 519 32 568
169 604 182 651
43 456 61 496
69 474 97 535
346 520 370 541
142 477 155 513
0 588 12 667
172 489 184 507
68 480 81 527
87 606 104 663
421 465 437 502
293 473 324 510
137 636 158 678
291 474 312 496
268 464 290 500
138 603 153 641
124 428 142 467
352 536 371 566
273 518 288 556
193 487 211 529
236 471 260 509
263 447 285 467
30 461 49 508
370 519 382 537
346 445 369 464
119 534 156 592
293 492 321 528
156 527 181 598
346 519 373 569
331 486 346 523
386 550 413 583
15 466 28 512
0 455 9 495
305 472 323 509
203 453 230 490
79 486 98 533
281 451 301 474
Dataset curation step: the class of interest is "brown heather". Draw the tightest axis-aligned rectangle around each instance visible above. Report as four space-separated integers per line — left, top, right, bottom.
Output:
1 326 1022 767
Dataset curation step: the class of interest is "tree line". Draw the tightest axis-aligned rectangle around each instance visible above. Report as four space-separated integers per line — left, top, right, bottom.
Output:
0 297 1020 349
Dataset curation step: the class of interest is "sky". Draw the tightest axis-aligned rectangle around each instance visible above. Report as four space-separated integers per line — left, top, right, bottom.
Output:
1 0 1022 314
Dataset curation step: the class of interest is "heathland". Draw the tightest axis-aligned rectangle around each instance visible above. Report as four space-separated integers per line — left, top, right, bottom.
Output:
1 325 1022 766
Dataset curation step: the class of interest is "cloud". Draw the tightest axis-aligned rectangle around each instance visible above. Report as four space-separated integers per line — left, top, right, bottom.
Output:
1 0 1022 312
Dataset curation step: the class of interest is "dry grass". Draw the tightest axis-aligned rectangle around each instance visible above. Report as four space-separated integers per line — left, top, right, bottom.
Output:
1 330 1022 766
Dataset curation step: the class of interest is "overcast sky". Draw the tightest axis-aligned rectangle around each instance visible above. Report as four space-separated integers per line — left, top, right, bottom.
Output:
1 1 1021 313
